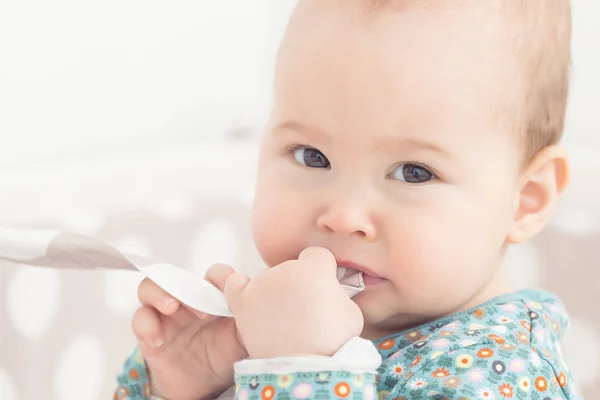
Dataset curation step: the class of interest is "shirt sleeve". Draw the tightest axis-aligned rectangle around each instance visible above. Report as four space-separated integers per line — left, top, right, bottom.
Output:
114 347 163 400
384 343 568 399
233 337 382 400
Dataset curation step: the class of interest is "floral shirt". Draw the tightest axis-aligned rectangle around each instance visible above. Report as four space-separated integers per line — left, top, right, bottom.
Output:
114 289 581 399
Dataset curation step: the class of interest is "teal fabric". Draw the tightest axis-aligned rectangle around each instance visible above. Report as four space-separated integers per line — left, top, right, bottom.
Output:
114 346 152 399
115 289 580 399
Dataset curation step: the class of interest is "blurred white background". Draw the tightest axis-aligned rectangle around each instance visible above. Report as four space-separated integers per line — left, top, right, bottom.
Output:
0 1 598 170
0 1 599 399
0 0 299 170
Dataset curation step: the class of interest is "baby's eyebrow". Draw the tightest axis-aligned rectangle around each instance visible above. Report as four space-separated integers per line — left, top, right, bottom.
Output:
272 120 332 144
273 120 452 158
376 136 452 158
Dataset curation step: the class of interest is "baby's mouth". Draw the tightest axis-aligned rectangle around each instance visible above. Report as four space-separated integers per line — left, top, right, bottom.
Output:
336 267 365 297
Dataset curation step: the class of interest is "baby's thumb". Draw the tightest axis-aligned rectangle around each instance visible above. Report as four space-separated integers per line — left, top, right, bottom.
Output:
298 246 337 273
224 273 251 313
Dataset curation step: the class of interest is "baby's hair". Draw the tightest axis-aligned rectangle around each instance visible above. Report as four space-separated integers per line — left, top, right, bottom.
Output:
364 0 572 162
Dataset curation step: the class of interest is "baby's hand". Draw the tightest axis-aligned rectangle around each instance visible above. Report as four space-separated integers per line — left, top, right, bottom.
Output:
225 247 363 359
132 264 247 399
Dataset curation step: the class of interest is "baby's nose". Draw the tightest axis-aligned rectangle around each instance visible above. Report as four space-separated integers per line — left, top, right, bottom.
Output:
316 204 377 241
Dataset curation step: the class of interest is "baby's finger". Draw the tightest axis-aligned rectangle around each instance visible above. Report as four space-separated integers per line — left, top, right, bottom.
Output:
131 306 165 354
181 303 216 320
298 246 337 272
205 263 236 292
224 273 251 313
137 277 180 315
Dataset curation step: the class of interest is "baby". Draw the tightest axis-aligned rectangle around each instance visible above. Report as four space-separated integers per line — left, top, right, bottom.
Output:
115 0 579 398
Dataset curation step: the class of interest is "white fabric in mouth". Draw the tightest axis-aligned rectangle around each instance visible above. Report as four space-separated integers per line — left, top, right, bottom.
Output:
337 267 365 297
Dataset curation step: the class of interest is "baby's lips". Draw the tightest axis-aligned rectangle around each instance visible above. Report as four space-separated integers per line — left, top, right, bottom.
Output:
337 267 365 297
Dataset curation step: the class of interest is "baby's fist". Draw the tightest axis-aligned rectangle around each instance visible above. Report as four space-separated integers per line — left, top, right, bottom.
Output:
225 247 363 359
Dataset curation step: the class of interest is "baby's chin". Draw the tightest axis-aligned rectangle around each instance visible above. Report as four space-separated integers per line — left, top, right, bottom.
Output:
355 289 447 337
360 312 434 340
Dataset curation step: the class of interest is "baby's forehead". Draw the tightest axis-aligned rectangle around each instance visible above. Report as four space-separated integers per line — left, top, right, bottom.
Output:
278 3 517 126
278 0 547 154
339 0 571 159
362 0 491 13
282 1 520 94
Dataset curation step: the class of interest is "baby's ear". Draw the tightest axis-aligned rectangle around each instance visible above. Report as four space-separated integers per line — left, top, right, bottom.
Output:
507 145 570 244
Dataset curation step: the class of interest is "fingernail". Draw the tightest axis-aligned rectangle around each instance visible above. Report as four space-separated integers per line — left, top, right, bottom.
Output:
164 299 177 312
199 312 210 320
150 336 165 347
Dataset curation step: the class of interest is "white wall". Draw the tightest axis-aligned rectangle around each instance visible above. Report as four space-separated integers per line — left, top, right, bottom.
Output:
0 0 598 170
565 0 600 150
0 0 298 169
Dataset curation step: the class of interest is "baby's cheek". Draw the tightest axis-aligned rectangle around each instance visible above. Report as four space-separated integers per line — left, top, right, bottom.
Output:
387 223 488 302
252 190 308 268
253 208 286 268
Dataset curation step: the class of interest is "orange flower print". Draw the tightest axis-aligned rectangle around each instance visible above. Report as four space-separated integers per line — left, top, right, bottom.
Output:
410 355 423 367
500 343 516 352
444 377 462 389
558 372 567 388
519 377 530 392
408 379 428 390
498 383 514 398
473 309 486 319
432 368 450 378
334 382 351 398
404 330 422 342
488 334 506 344
390 364 405 377
515 331 529 345
128 368 139 380
277 375 294 389
261 385 275 400
455 354 473 368
534 376 548 392
477 348 494 358
378 339 395 350
521 321 532 331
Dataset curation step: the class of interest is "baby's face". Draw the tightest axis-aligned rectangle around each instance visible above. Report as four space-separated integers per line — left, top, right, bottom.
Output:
252 1 523 335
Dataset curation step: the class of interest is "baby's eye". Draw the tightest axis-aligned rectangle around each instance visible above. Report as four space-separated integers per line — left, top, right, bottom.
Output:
293 147 330 169
389 163 436 184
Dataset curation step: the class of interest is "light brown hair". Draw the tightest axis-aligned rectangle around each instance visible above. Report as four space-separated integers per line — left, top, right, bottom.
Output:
366 0 572 161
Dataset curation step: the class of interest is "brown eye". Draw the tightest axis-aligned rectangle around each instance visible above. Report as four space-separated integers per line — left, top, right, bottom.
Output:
390 163 435 183
293 147 330 168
